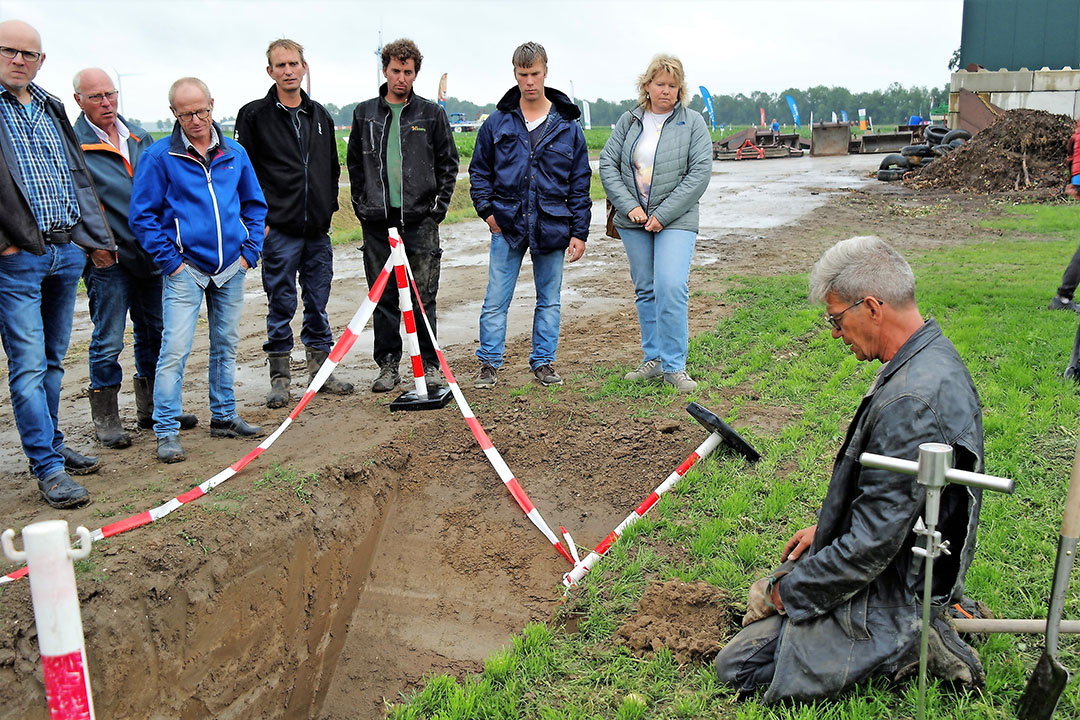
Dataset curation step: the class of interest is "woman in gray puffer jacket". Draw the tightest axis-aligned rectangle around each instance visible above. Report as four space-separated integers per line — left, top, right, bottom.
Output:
599 54 713 392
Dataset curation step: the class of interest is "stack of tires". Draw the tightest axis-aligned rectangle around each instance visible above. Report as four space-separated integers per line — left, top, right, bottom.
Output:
876 127 972 181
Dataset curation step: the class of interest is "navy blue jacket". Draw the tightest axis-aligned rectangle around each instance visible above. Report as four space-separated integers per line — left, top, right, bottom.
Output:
130 122 266 277
469 86 591 254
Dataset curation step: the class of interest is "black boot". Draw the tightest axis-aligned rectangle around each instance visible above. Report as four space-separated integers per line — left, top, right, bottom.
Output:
133 375 198 430
88 385 132 448
266 353 292 408
306 347 354 395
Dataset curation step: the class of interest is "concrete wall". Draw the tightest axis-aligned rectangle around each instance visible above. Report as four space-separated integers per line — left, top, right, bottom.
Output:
949 67 1080 127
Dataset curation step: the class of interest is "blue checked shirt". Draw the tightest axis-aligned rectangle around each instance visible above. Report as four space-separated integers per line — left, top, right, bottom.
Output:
0 83 80 232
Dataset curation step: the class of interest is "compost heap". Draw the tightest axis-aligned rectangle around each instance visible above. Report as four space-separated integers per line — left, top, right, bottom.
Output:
907 109 1073 193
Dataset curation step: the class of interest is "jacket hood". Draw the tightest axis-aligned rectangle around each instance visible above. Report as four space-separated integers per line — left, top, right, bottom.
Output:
496 86 580 120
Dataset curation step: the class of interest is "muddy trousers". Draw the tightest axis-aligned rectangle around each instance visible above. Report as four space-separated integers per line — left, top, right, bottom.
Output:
261 228 334 355
714 614 785 694
360 217 441 368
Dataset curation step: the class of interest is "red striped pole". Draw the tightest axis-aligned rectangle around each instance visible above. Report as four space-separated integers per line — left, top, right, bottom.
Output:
388 228 429 397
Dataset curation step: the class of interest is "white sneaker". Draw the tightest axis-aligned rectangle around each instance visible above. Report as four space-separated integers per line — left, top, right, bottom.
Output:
664 371 698 392
624 358 663 381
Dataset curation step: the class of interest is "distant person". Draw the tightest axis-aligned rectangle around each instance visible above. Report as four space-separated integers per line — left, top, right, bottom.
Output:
599 54 712 392
0 20 113 508
1049 115 1080 314
73 67 197 449
130 77 267 463
346 38 458 394
235 38 353 408
469 41 591 388
770 118 780 135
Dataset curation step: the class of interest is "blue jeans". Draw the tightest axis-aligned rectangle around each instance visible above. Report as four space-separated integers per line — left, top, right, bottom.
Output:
620 227 696 373
261 228 334 354
476 233 564 370
154 266 245 437
84 261 164 388
0 242 84 480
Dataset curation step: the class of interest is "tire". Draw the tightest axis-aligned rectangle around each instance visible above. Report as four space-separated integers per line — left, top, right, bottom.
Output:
932 144 953 156
948 138 967 149
880 154 910 170
924 126 949 145
942 128 972 144
877 168 906 181
901 144 934 158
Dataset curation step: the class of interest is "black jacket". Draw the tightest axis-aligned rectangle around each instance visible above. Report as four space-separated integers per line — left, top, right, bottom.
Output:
346 84 458 224
234 86 339 238
0 87 114 254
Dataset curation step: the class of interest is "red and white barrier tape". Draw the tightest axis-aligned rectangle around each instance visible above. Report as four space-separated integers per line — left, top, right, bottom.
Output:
562 431 725 587
389 228 429 396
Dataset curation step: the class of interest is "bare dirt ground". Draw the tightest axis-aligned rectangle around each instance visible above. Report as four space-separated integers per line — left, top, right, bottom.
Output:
0 154 1018 719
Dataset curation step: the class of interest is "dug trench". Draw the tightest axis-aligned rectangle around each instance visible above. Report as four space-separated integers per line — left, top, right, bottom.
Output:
0 155 1022 718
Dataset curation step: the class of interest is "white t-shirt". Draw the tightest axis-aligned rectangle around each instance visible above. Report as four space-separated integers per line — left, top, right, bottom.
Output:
632 110 672 207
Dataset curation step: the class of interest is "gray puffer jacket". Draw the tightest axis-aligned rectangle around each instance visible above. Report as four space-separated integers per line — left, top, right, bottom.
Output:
599 104 712 232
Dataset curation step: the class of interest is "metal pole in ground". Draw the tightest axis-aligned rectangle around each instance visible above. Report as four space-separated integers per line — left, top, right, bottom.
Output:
2 520 95 720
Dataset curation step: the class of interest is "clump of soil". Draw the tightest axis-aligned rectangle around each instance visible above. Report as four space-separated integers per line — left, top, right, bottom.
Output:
615 580 739 663
907 109 1073 193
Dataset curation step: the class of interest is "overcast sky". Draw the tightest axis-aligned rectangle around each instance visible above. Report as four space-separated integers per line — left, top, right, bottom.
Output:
2 0 962 124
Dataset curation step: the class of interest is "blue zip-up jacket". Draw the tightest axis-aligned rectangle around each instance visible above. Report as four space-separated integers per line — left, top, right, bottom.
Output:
469 86 591 254
130 121 266 277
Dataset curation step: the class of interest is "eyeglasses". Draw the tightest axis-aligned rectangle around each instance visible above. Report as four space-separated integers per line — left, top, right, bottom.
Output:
80 91 118 104
0 46 42 63
825 298 868 331
175 108 211 123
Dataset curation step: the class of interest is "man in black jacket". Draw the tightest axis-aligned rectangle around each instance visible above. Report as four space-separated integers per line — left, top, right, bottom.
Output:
235 38 353 409
346 38 458 393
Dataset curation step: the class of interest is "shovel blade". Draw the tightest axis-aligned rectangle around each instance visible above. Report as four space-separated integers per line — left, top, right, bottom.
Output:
1017 652 1070 720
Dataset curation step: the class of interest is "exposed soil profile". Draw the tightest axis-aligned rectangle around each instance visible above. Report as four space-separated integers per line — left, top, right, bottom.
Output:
0 156 1008 719
615 580 739 664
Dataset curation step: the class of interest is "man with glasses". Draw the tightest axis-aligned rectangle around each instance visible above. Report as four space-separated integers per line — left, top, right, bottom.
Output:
73 67 197 450
235 38 353 409
130 77 267 464
715 236 986 701
0 20 114 508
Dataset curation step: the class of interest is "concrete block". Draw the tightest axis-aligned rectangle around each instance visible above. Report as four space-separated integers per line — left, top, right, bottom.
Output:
1033 69 1080 91
951 69 1034 93
990 91 1077 116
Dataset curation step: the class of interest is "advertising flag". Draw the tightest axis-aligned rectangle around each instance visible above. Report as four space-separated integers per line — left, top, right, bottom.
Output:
785 95 800 128
437 73 447 109
699 85 716 130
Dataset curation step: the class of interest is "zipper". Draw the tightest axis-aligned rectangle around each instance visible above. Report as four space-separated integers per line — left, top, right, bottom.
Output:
169 150 225 273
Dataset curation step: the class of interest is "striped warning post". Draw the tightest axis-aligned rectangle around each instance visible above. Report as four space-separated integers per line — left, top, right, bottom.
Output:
562 431 725 587
399 246 574 566
0 241 403 586
389 228 429 397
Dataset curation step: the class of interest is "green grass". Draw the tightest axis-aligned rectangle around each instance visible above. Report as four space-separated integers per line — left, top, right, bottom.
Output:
255 464 319 504
386 206 1080 718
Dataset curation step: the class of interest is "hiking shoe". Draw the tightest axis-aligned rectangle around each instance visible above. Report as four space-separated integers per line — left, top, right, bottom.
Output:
59 445 100 475
210 416 264 438
533 364 563 386
372 364 400 393
424 364 444 390
1066 365 1080 383
1048 295 1079 312
475 364 498 389
156 435 185 463
37 471 90 509
927 615 986 689
664 371 698 393
625 358 663 381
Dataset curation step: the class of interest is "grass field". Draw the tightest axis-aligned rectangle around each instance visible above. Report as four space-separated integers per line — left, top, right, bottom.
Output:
384 204 1080 719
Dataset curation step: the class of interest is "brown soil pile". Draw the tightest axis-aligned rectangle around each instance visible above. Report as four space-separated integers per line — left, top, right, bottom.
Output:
614 580 739 663
907 109 1073 193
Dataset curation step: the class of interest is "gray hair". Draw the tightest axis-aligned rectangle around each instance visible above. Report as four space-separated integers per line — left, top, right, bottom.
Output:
808 236 916 307
512 41 547 69
168 77 211 108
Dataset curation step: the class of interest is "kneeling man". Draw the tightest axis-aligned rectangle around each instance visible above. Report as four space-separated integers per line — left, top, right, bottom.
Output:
715 236 985 702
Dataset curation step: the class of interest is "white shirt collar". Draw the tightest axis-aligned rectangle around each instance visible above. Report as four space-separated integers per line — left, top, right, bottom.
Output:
86 116 131 162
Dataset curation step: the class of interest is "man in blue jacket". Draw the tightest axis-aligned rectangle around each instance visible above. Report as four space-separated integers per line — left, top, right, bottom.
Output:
73 67 197 449
469 42 590 388
130 77 267 464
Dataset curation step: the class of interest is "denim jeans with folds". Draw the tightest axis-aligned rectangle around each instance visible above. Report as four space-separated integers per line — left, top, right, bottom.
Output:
0 242 84 480
153 266 245 437
84 261 164 388
476 232 565 370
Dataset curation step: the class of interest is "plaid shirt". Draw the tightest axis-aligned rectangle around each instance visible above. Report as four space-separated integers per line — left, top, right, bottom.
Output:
0 83 80 232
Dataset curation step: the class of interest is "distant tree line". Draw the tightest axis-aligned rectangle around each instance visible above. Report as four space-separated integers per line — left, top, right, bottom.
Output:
314 82 949 128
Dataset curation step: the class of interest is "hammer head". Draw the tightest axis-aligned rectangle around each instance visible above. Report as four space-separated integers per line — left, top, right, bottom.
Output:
686 403 761 462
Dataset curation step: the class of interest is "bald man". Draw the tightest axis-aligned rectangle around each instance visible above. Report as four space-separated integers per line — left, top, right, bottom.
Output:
0 20 114 508
73 67 197 450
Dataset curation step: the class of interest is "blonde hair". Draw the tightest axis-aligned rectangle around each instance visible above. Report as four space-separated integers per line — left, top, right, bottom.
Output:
636 54 689 109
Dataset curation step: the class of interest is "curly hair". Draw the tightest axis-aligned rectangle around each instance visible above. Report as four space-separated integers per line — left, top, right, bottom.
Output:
382 38 422 73
636 54 689 109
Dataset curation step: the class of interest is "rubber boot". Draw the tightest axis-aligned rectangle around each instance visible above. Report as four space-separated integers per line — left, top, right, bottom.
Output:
133 375 198 430
266 353 292 408
88 385 132 448
306 347 355 395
